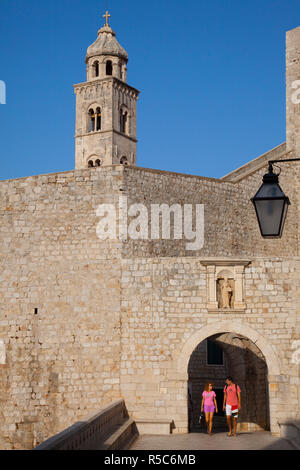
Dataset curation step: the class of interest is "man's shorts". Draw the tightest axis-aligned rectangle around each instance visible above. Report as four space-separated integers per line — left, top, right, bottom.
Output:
226 404 239 418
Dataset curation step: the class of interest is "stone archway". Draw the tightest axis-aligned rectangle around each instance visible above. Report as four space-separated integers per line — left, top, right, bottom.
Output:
175 320 281 435
188 333 270 433
177 321 281 376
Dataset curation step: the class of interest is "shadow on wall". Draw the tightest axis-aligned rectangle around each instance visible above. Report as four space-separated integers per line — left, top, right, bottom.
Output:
188 333 270 433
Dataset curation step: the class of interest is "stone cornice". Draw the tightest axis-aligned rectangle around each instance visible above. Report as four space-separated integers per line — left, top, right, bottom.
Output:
112 76 140 95
75 128 138 143
113 129 138 142
125 166 233 184
206 309 246 314
73 76 140 97
200 258 252 267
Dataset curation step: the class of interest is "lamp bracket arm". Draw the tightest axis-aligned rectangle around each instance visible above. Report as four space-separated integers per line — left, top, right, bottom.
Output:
267 158 300 174
269 158 300 165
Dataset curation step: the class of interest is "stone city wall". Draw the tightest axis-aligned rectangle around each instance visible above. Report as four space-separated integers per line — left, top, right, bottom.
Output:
0 163 299 447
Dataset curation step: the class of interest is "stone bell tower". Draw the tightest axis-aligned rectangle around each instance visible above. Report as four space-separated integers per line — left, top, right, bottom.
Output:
74 11 139 169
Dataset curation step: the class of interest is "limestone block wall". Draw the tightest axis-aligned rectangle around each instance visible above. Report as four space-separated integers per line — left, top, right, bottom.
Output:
0 163 299 448
235 161 300 256
121 165 298 258
223 156 300 413
119 165 300 434
120 257 300 435
286 26 300 155
0 167 123 449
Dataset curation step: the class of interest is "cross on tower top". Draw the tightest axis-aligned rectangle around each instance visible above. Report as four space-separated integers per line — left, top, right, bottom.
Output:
103 10 111 26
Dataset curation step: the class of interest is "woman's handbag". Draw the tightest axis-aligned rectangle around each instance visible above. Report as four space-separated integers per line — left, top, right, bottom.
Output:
199 411 204 424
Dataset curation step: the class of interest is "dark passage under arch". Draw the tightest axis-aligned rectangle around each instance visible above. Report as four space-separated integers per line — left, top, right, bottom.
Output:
188 333 270 433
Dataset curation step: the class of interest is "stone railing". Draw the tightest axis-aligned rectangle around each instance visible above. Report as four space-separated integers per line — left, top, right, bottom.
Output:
34 399 138 450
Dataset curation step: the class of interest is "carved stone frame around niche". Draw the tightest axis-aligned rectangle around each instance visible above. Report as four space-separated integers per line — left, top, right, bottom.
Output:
200 259 252 313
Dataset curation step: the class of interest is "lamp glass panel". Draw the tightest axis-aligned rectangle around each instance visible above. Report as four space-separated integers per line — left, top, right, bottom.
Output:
254 199 285 236
279 201 289 237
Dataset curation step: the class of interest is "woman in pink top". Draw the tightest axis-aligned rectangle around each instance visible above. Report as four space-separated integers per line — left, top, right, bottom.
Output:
201 383 218 435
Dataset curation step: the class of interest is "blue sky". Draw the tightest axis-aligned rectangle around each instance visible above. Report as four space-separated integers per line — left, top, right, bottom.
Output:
1 0 300 181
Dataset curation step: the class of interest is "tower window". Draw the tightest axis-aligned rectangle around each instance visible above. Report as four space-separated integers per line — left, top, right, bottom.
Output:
87 156 102 168
89 109 95 132
120 156 128 165
93 61 99 77
96 107 101 131
106 60 113 76
120 109 128 134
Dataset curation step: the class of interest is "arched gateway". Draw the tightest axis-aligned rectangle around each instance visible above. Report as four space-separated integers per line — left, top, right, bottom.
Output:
174 321 281 436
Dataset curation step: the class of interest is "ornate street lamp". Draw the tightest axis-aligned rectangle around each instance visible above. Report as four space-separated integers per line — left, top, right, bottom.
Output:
251 159 300 238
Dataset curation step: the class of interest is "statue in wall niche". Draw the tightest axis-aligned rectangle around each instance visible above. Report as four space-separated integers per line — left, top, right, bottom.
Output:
218 277 234 309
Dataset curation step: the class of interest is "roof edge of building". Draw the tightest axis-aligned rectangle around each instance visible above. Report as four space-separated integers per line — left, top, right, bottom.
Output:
221 143 290 183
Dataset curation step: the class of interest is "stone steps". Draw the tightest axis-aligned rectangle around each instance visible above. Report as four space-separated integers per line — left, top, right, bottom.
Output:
136 419 173 435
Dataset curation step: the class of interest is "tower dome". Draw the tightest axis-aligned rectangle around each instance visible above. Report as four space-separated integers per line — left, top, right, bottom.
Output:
85 24 128 64
85 12 129 82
